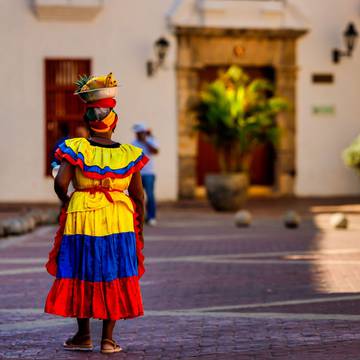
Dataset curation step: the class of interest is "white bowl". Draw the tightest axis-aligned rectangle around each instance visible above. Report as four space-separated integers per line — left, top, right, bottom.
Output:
74 87 118 103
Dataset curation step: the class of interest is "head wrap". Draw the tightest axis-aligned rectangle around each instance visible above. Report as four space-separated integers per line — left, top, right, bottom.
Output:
75 73 119 133
86 98 118 133
86 98 116 109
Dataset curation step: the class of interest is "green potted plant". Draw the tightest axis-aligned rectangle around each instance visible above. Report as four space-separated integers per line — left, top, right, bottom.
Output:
194 66 288 211
343 135 360 174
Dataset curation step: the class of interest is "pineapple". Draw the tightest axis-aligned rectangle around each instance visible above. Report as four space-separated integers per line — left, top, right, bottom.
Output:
74 74 92 92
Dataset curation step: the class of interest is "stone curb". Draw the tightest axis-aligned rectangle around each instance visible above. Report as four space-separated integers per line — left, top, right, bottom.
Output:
0 208 59 237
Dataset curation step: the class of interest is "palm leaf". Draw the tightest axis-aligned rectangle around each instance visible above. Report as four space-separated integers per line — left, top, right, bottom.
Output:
194 66 289 172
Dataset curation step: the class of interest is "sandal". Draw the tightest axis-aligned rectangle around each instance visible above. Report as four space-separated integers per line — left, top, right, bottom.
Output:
63 334 93 351
101 338 122 354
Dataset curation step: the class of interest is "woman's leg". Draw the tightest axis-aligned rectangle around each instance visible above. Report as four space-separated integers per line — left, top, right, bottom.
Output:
147 175 156 220
102 319 116 340
101 320 121 353
77 318 90 337
141 174 156 221
63 318 92 348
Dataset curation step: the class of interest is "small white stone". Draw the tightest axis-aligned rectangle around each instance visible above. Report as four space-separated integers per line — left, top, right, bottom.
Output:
42 209 59 225
234 210 252 227
38 210 52 225
0 222 5 237
27 209 46 225
3 218 27 235
283 210 301 229
330 212 348 229
22 215 36 232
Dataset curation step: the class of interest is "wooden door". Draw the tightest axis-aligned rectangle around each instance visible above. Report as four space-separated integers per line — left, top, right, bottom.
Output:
197 66 276 186
45 59 91 175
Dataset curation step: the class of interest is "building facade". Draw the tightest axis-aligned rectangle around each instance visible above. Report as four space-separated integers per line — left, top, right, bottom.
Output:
0 0 360 203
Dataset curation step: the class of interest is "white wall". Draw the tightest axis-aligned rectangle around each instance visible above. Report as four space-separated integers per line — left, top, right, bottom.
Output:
0 0 178 202
1 0 360 202
295 0 360 196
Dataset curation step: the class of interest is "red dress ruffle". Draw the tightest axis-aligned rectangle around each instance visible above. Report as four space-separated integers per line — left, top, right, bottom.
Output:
45 277 143 320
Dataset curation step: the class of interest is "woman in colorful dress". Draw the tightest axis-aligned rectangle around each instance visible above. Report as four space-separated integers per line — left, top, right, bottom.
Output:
45 73 148 354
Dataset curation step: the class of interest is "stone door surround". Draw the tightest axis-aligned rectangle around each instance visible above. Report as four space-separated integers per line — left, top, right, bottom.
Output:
175 27 307 199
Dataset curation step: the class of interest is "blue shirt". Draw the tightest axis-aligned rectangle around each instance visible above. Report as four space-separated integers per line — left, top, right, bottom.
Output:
132 137 159 175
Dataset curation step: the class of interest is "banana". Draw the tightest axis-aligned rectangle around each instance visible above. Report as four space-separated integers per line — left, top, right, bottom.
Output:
105 72 117 87
80 72 117 92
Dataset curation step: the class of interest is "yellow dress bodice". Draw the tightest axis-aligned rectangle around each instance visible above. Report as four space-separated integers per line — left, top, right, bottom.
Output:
54 137 148 214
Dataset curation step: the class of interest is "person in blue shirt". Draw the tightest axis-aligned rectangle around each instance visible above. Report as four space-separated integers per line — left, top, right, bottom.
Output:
51 122 70 170
132 124 159 226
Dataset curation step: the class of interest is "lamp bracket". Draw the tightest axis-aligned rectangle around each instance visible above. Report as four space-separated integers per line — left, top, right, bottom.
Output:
333 48 350 63
147 61 161 77
332 22 358 64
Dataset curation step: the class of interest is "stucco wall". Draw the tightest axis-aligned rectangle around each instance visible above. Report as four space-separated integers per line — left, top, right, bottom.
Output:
171 0 360 197
295 0 360 196
0 0 177 202
1 0 360 202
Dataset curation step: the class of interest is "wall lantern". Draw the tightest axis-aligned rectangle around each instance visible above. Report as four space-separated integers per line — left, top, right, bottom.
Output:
147 37 170 77
332 22 358 64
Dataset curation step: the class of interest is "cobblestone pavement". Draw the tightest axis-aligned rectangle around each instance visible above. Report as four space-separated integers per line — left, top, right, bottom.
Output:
1 201 360 359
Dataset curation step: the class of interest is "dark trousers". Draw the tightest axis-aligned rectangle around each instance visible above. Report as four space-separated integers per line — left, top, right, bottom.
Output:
141 174 156 221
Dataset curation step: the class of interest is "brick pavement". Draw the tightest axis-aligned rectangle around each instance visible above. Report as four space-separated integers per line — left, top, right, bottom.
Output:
1 200 360 359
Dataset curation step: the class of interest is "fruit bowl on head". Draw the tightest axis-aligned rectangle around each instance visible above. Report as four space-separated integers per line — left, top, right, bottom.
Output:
74 86 118 103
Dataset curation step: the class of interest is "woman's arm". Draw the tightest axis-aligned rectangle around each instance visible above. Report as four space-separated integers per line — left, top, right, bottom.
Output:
54 160 74 206
128 172 145 238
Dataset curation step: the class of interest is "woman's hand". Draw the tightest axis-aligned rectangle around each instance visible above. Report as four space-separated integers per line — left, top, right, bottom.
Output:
60 196 70 209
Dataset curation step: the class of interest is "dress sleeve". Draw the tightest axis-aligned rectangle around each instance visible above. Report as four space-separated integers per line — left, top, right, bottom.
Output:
55 140 149 179
54 138 83 165
124 144 149 174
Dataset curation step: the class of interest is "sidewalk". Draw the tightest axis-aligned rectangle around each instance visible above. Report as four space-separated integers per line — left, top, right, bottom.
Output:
0 198 360 359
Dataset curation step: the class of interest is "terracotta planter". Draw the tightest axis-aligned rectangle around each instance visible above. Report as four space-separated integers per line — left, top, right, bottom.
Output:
205 173 249 212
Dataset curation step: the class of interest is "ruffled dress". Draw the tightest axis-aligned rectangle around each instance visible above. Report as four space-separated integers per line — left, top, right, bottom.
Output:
45 138 149 320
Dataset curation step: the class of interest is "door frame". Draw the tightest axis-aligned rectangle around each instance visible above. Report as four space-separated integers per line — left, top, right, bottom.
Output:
175 27 307 199
44 58 92 176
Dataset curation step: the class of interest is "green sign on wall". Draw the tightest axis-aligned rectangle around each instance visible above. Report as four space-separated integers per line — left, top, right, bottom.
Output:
312 105 336 116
